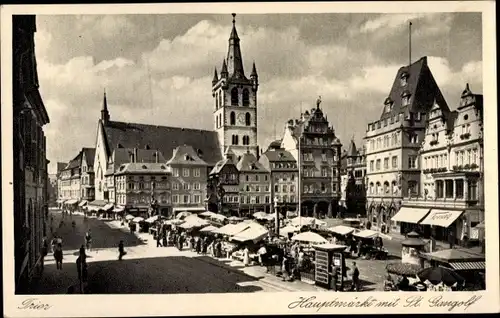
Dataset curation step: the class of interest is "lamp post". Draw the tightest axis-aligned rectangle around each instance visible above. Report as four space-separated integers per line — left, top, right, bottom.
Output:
217 182 225 215
274 196 280 236
150 181 158 219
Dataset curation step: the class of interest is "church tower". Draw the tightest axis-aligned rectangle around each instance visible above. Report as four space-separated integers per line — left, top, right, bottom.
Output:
212 13 259 160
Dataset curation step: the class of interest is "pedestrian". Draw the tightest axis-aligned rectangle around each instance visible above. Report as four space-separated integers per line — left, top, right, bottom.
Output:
156 230 163 248
118 240 126 260
72 220 76 231
196 236 202 254
85 229 92 252
50 235 57 253
76 247 88 291
281 255 290 281
243 246 250 266
190 236 195 250
56 235 63 247
350 261 360 291
40 236 48 272
54 243 63 270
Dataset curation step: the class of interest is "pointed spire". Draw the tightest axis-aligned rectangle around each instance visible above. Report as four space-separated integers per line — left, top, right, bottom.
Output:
347 138 357 157
250 61 258 77
101 88 110 125
212 67 219 85
221 59 228 78
461 83 472 98
227 13 245 79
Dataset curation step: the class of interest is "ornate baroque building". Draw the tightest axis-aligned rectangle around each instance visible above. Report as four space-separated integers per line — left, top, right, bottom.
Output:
13 15 50 293
281 98 342 218
364 56 448 232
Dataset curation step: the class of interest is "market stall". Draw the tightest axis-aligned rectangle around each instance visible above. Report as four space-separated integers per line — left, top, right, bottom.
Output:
292 231 328 244
279 225 300 238
353 229 390 259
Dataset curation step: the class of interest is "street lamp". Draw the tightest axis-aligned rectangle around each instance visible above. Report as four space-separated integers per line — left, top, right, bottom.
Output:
274 196 280 236
217 182 225 215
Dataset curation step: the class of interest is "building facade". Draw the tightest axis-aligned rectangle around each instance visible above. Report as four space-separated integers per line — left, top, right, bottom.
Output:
208 153 240 215
236 152 271 214
167 145 208 216
395 84 484 246
13 15 50 293
364 56 449 232
259 145 299 215
281 99 342 218
344 139 367 218
47 174 57 206
80 148 95 202
212 14 259 160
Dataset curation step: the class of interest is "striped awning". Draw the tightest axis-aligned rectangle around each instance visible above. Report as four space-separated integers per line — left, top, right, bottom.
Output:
449 261 485 271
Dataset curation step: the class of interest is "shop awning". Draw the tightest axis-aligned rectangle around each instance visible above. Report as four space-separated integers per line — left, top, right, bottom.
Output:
419 209 464 228
232 223 268 242
113 206 125 213
391 207 431 224
78 200 88 207
65 199 78 205
103 203 114 211
449 261 485 271
353 229 379 239
172 207 206 213
328 225 356 236
420 248 485 263
200 225 219 233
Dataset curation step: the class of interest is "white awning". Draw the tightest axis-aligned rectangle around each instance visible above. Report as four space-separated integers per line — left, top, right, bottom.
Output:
113 206 125 212
65 199 78 205
419 209 464 228
328 225 356 236
353 229 379 239
449 261 485 271
232 223 268 242
103 203 114 211
391 207 431 224
78 200 88 207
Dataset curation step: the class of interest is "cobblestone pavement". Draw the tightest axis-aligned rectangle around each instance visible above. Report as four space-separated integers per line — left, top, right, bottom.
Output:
32 211 397 293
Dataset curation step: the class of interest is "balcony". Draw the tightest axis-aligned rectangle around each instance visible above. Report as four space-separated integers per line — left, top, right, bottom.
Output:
452 164 479 172
423 167 447 174
402 196 477 209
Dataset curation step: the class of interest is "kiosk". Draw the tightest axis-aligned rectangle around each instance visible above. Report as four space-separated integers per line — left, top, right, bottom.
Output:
313 244 348 290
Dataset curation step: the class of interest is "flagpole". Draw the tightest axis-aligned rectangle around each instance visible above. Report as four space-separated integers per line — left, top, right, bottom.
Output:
409 21 412 65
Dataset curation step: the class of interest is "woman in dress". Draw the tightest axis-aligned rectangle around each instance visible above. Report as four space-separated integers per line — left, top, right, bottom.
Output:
243 246 250 266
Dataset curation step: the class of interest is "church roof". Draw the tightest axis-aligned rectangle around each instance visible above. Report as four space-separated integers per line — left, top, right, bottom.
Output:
102 121 222 166
236 152 267 172
379 56 450 120
166 145 208 166
115 162 170 175
82 147 96 168
347 140 358 157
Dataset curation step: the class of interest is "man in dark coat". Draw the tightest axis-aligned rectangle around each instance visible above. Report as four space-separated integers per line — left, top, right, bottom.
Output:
118 240 126 260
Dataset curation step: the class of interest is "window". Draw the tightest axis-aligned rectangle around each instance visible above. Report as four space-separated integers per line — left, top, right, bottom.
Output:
231 88 238 106
243 135 250 145
410 134 418 143
245 112 251 126
274 185 279 192
402 95 411 106
172 195 178 203
193 168 201 177
468 181 478 200
370 160 374 172
182 183 190 191
467 149 472 165
183 195 190 204
128 182 134 190
472 149 477 165
232 134 239 145
290 185 295 193
194 182 200 190
282 185 287 192
255 185 260 192
392 156 397 168
408 156 417 169
173 168 179 177
321 167 328 177
455 179 464 199
408 181 418 195
172 182 179 190
193 195 201 203
445 180 454 198
230 112 236 125
183 168 190 177
384 158 389 169
242 89 250 106
321 151 327 162
255 175 259 182
383 181 390 193
376 159 381 171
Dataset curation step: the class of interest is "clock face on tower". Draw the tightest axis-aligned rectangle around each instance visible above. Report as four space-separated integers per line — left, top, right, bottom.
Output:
237 113 245 125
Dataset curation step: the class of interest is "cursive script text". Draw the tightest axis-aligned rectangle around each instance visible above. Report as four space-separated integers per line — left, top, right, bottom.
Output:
18 298 52 310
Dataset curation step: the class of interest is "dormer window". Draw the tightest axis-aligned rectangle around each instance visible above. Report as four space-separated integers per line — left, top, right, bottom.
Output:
400 71 409 86
401 90 411 107
384 97 394 112
142 165 147 169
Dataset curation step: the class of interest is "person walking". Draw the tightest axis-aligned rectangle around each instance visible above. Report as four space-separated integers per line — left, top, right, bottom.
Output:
331 265 339 292
243 246 250 266
76 247 88 293
72 220 76 231
118 240 126 260
156 230 163 248
350 261 360 291
85 229 92 252
54 243 63 270
50 235 57 253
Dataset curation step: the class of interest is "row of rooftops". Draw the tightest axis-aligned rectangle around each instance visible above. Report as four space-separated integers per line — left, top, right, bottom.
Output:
60 147 96 174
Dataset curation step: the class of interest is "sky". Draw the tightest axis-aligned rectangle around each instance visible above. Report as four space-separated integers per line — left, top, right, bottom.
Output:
34 13 483 174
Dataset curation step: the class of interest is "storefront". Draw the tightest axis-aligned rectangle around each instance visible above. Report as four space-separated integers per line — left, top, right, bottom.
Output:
419 209 464 247
391 206 431 235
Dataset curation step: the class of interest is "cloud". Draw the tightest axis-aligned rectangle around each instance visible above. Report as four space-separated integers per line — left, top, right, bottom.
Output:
359 13 429 33
35 14 482 174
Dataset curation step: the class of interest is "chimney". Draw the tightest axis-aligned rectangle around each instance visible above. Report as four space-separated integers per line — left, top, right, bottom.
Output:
133 148 138 163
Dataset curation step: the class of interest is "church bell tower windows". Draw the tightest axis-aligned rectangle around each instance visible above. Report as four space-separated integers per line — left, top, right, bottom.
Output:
230 112 236 125
231 88 239 106
242 89 249 106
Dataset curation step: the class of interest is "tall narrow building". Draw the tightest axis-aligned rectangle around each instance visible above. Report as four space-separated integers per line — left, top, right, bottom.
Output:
364 56 449 232
212 14 259 160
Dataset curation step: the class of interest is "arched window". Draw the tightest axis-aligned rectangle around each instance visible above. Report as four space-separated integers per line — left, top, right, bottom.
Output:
376 182 381 194
369 182 374 194
231 88 238 106
391 181 397 194
219 92 223 107
230 112 236 125
245 112 251 126
243 135 249 145
242 89 250 106
216 92 219 109
232 135 239 145
383 181 390 193
219 114 222 127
